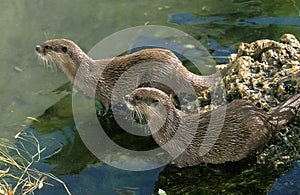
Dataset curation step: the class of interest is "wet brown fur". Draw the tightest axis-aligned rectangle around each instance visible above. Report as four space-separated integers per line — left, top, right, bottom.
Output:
126 87 300 167
36 39 220 114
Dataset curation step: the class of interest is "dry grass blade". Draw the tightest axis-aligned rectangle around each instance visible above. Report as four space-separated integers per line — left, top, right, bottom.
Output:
0 131 71 195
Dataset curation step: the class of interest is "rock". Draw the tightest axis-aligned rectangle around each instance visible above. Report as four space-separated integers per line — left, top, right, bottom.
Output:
224 34 300 110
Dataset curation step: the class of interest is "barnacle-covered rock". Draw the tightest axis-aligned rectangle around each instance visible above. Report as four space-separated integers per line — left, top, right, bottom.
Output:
223 34 300 110
215 34 300 166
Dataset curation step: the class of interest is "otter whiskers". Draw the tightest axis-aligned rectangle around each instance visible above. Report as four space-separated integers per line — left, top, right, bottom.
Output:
37 52 58 72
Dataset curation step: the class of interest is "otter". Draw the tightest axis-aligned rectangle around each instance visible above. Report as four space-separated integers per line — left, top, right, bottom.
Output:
35 39 221 114
124 87 300 167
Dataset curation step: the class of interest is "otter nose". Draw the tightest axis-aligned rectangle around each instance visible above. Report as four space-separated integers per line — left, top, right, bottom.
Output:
35 45 42 53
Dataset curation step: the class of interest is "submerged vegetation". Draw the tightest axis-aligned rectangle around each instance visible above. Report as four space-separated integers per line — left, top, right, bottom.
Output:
0 131 70 195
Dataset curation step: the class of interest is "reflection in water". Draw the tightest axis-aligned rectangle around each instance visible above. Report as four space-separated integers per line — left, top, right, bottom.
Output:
45 130 101 175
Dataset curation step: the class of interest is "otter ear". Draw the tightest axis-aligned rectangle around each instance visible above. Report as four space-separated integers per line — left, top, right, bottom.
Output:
62 46 68 53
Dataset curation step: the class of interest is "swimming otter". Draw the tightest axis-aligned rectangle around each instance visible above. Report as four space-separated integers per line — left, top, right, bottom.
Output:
124 87 300 167
35 39 220 114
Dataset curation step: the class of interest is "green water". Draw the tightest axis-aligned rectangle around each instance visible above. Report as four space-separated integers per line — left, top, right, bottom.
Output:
0 0 299 194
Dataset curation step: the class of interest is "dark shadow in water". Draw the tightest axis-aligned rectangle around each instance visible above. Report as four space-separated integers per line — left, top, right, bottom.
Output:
44 129 101 175
154 155 300 194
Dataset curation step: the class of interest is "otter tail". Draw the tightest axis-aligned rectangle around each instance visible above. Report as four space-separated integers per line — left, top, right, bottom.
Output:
268 93 300 128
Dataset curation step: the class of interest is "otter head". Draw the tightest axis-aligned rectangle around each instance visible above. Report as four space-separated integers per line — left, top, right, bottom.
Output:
124 87 173 132
36 39 91 81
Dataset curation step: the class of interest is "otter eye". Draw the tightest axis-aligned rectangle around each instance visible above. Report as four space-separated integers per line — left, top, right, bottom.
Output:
134 95 144 101
152 99 159 104
44 45 54 50
62 46 68 53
